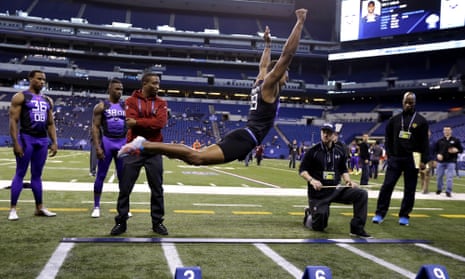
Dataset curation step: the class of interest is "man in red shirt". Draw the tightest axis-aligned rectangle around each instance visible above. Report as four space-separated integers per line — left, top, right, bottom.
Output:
110 72 168 236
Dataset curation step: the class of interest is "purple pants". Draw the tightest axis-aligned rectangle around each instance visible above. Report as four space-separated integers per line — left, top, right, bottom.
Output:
10 133 49 206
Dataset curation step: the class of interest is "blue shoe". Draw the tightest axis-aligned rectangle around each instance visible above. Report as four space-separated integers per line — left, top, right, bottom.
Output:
399 217 409 226
372 215 384 224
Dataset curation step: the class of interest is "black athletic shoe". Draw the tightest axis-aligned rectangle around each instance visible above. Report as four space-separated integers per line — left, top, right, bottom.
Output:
446 192 452 197
350 230 373 239
436 190 441 195
110 223 127 236
153 223 169 235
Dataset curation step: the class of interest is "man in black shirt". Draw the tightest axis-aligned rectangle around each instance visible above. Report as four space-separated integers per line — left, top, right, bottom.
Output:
299 123 371 238
434 126 463 197
372 92 429 226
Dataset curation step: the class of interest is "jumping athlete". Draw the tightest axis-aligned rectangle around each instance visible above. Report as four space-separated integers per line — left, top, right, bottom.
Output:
117 9 308 165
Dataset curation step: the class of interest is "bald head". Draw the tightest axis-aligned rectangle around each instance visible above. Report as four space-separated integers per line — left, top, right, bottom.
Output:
402 91 416 113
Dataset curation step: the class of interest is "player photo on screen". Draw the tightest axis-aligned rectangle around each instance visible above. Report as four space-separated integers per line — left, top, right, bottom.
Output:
340 0 465 42
359 0 381 38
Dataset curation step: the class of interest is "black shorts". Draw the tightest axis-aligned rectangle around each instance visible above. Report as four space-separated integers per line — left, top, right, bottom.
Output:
217 128 257 163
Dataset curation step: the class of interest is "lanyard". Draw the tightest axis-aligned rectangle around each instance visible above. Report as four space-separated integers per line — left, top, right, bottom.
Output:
320 143 335 171
401 112 416 132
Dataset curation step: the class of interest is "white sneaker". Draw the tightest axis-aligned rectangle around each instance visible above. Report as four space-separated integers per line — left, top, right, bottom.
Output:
35 208 57 217
91 207 100 218
117 136 147 158
8 209 19 221
128 212 133 218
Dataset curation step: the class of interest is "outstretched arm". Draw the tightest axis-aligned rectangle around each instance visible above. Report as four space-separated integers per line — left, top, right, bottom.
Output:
262 9 307 93
254 25 271 86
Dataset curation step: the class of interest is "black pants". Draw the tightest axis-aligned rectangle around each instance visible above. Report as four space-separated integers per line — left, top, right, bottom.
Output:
308 187 368 232
375 155 418 219
360 160 370 185
116 153 164 225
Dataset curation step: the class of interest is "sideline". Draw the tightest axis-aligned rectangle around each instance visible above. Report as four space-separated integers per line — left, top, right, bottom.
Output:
1 180 464 200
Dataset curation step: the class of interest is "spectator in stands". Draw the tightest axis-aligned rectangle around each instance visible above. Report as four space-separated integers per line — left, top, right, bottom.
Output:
299 123 371 238
256 145 265 166
110 73 168 236
90 78 127 218
8 70 58 221
372 92 429 226
434 126 463 197
288 139 300 168
359 133 371 185
117 9 308 166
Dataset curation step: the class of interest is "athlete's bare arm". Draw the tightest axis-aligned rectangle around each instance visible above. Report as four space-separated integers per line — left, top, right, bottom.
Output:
9 92 24 157
261 8 307 103
92 102 105 159
45 95 58 157
254 25 271 86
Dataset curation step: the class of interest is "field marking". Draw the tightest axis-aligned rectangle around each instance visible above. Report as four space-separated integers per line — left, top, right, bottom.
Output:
61 238 430 244
336 243 417 278
206 167 281 188
162 243 183 276
174 210 215 214
192 203 262 207
254 243 303 279
36 242 75 279
440 214 465 218
415 243 465 262
232 211 272 215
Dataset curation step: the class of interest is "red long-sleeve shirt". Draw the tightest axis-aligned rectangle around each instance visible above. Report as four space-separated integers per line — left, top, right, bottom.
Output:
125 89 167 143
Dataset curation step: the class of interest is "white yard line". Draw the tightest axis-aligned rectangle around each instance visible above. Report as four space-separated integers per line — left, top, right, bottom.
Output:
254 243 303 279
162 243 183 276
415 243 465 262
207 167 282 188
336 243 416 278
36 242 75 279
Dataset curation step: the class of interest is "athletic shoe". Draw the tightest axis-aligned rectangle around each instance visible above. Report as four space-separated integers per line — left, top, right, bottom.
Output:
128 212 133 218
436 190 441 195
91 207 100 218
446 192 452 198
117 136 146 158
372 214 384 224
350 230 373 239
399 217 409 226
153 223 169 235
8 209 19 221
110 222 127 236
35 208 57 217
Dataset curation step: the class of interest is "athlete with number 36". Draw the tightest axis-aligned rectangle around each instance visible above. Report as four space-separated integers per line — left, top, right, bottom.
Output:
117 8 308 165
